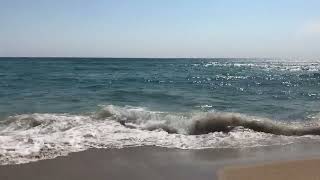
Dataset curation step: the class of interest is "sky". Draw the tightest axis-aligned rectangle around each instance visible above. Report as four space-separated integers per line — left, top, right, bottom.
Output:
0 0 320 58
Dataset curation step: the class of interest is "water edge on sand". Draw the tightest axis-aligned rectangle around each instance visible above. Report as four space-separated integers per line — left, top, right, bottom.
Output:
1 143 320 180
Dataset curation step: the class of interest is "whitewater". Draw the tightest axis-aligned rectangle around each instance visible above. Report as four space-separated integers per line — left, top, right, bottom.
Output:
1 105 320 165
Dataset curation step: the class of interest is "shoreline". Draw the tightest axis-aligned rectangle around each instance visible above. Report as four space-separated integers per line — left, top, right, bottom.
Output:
1 144 320 180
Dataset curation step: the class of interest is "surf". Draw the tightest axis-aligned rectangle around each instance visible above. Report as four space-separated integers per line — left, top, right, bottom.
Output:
96 105 320 136
1 105 320 165
189 113 320 136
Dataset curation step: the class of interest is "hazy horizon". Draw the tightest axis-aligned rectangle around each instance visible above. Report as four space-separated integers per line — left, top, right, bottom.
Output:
1 0 320 58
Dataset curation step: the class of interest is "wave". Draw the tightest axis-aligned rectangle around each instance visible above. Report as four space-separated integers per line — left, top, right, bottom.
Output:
96 105 320 136
189 113 320 136
3 105 320 137
1 105 320 165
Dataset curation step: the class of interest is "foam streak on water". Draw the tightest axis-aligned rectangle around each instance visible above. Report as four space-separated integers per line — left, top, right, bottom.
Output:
1 105 320 165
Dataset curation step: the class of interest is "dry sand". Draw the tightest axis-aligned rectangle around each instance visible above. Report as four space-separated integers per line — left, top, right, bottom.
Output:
220 158 320 180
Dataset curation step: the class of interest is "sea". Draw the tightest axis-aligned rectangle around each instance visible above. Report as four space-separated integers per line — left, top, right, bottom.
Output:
1 57 320 164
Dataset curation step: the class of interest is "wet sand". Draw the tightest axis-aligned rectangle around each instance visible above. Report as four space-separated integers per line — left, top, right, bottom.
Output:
219 159 320 180
1 144 320 180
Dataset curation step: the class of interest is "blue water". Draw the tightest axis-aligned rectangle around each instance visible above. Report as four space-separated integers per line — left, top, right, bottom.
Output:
2 57 320 164
1 57 319 120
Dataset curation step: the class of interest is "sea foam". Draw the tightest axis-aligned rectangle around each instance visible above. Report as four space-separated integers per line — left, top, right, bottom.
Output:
1 105 320 165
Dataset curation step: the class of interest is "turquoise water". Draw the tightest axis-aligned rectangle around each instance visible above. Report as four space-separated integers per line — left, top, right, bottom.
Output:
1 58 320 120
1 57 320 164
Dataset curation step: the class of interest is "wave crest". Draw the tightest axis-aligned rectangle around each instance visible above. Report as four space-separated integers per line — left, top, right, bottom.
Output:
96 105 320 136
189 113 320 136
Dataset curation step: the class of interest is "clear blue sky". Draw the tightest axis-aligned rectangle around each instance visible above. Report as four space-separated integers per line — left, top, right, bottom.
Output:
1 0 320 58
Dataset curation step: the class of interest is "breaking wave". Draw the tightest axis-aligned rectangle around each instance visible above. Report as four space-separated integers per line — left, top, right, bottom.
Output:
96 105 320 136
1 105 320 165
189 113 320 136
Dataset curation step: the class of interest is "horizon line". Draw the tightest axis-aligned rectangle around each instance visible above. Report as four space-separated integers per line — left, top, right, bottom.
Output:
0 56 311 60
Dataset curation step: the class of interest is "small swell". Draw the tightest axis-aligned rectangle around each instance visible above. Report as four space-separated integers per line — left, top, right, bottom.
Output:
189 113 320 136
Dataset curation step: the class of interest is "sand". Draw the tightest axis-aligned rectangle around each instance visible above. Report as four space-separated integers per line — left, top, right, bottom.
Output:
1 144 320 180
219 159 320 180
0 147 223 180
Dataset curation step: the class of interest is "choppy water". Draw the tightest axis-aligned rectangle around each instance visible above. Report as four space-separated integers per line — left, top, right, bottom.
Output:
1 57 320 164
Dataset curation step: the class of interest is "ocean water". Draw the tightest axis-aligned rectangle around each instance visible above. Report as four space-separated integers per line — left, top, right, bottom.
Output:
1 57 320 164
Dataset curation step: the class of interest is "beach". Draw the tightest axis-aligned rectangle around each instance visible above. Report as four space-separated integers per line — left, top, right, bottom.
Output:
2 0 320 178
1 144 320 180
1 58 320 179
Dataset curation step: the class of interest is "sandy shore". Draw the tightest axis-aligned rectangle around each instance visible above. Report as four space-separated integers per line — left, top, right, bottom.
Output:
219 158 320 180
1 144 320 180
0 147 224 180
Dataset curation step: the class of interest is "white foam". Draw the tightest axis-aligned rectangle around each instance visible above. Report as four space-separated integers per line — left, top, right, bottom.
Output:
0 105 319 165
